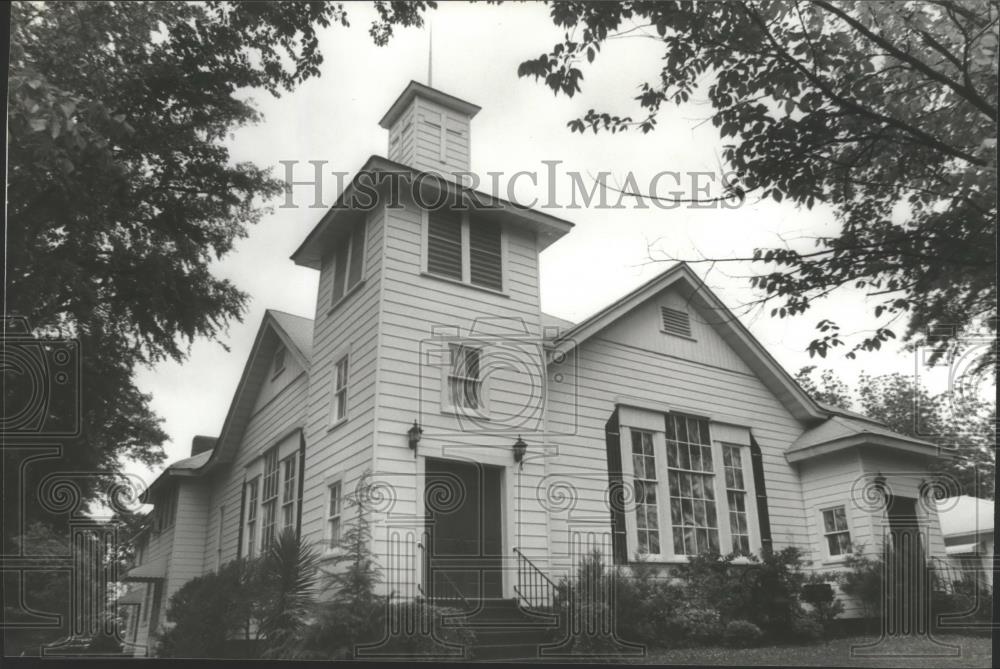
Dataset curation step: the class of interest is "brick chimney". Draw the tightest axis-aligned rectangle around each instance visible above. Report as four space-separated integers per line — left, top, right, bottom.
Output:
191 435 217 457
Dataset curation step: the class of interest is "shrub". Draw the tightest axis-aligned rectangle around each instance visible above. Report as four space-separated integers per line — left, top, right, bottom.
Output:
722 619 763 647
156 559 256 658
837 547 884 621
803 573 845 634
790 616 824 643
674 606 723 643
676 546 810 642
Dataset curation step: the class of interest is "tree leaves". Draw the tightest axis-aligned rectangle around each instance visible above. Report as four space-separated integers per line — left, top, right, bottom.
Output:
514 1 997 371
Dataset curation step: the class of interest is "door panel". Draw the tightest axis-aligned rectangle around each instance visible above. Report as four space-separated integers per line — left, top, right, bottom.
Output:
424 458 503 600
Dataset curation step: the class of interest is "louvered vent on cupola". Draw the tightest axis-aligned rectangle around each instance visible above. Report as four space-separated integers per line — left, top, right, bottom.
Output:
660 306 693 338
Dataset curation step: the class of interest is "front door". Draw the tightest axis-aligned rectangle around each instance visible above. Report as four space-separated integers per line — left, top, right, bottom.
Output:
424 458 503 600
886 495 928 631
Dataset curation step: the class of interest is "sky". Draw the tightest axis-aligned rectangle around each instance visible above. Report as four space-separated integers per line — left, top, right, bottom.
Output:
128 2 968 486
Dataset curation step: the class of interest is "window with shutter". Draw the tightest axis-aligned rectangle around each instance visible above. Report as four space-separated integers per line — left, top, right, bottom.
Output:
469 217 502 290
427 209 464 280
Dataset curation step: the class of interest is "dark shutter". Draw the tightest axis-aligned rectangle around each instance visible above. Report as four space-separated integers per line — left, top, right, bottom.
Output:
347 223 366 287
749 433 773 553
427 209 464 280
469 217 502 290
605 409 628 565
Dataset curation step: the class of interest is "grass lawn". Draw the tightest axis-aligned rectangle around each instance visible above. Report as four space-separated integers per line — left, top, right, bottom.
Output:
627 634 992 667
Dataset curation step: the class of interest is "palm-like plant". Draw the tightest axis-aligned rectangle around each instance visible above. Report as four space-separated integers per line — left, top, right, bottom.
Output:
255 527 320 658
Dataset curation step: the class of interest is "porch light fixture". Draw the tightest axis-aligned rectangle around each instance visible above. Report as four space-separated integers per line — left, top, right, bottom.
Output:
407 421 423 456
513 436 527 466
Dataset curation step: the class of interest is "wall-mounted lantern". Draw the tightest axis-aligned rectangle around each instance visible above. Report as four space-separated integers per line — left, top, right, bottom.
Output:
513 436 527 467
407 421 423 456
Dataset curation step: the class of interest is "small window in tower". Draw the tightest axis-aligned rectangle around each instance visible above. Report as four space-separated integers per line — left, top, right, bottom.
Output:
661 306 693 338
330 222 367 307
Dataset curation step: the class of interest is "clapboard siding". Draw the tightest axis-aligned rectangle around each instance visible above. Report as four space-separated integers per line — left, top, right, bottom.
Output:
299 205 385 562
372 191 548 596
388 97 472 175
543 335 812 580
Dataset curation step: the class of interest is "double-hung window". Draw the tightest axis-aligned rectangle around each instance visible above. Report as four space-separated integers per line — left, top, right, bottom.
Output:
281 454 298 532
631 430 660 555
447 344 483 411
261 448 279 548
245 477 259 558
330 354 349 424
723 445 750 555
425 209 504 291
327 481 342 550
621 411 756 561
666 414 719 556
330 222 366 306
822 506 852 557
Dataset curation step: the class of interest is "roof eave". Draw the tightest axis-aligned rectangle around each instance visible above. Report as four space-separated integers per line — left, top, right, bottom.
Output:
786 434 949 463
378 81 482 129
290 156 575 270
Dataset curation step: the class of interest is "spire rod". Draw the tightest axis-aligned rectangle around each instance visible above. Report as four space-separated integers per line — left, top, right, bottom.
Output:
427 19 433 87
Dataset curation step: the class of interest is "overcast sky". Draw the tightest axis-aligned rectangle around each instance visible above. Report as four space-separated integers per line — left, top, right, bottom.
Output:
129 2 959 486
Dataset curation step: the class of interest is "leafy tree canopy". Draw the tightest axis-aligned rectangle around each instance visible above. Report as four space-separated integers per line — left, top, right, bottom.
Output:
796 366 996 498
6 1 431 528
515 0 997 372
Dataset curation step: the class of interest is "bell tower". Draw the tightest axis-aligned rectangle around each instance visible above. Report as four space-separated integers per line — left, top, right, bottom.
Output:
378 81 481 176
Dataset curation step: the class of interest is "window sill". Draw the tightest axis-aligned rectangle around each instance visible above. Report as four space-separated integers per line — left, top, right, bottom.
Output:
420 271 508 298
327 280 366 316
821 556 850 566
271 367 285 380
319 548 345 562
326 417 348 434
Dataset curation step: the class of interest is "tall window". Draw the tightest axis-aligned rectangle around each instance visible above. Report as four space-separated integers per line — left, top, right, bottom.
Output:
630 429 660 554
261 448 279 548
331 222 366 305
281 454 298 532
723 445 750 555
666 414 719 556
331 355 349 423
327 481 342 550
426 210 504 291
245 478 259 558
822 506 852 557
448 344 482 410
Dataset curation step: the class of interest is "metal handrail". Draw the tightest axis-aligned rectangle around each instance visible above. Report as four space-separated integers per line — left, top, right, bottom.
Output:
513 547 558 610
417 539 473 609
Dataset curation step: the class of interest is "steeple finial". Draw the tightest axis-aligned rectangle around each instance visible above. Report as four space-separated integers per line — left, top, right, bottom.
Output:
427 20 433 87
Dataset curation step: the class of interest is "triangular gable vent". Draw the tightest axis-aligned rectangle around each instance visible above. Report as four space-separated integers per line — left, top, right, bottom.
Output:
660 306 692 338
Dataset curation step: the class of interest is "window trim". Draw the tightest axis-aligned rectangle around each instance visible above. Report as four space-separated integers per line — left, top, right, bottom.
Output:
329 351 350 427
820 505 854 562
620 411 759 563
421 209 507 294
440 341 491 419
280 453 298 534
328 221 368 311
325 480 343 554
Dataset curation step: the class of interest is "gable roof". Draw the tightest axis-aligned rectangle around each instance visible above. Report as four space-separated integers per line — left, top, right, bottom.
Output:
549 262 828 423
785 414 943 462
143 309 314 491
290 155 575 269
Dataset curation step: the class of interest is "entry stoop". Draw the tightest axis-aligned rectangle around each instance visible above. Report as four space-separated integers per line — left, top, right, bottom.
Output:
440 598 561 661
